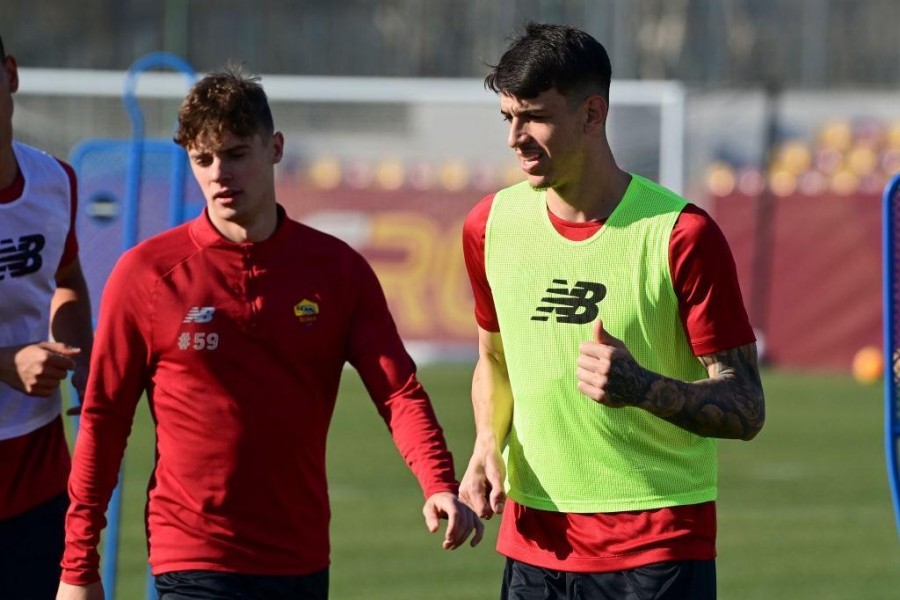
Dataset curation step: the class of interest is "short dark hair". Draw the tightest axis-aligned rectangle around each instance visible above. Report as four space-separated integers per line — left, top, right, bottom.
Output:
173 64 274 149
485 23 612 102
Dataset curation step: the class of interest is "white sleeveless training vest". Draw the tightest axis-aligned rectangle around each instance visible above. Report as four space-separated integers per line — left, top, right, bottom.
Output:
0 141 73 440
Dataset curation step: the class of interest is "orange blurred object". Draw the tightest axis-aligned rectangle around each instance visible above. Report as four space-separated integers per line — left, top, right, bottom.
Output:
852 346 884 384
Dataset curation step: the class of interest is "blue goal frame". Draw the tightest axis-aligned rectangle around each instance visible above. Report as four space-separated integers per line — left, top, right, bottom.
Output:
69 51 197 600
883 172 900 541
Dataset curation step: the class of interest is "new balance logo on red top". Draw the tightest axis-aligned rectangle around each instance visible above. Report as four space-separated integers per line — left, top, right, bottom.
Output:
532 279 606 324
183 307 216 323
0 234 45 280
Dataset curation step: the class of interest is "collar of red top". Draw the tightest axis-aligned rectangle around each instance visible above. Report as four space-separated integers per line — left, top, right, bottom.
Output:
190 204 288 248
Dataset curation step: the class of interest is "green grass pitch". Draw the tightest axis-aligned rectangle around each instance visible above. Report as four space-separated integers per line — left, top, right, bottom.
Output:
76 366 899 599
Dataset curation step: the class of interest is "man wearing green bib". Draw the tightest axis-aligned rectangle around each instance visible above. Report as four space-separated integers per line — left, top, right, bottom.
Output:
459 23 765 600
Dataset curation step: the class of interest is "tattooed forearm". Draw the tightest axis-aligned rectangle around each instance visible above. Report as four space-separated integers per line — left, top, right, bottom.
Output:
635 343 765 440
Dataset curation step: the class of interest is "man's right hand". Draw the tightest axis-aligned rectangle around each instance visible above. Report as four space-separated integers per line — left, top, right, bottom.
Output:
0 341 80 396
56 580 104 600
459 443 507 520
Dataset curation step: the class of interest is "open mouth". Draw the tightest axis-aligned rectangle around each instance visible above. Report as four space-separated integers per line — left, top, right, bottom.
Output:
518 151 543 172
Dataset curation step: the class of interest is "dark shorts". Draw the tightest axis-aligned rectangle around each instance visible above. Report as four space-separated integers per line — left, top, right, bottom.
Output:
501 557 716 600
0 492 68 600
155 568 329 600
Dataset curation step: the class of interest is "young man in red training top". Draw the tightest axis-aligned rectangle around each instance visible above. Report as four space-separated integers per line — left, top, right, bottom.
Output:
458 23 765 600
57 66 482 600
0 33 94 600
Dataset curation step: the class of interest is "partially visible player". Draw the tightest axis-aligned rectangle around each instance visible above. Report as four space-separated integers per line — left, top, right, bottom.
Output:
0 32 94 600
57 65 481 600
458 23 765 599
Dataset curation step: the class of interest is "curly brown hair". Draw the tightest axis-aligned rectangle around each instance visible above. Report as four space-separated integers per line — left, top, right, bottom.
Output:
174 64 274 149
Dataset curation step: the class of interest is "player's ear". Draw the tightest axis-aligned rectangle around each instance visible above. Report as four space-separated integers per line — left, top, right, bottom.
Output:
3 55 19 94
271 131 284 164
583 95 608 133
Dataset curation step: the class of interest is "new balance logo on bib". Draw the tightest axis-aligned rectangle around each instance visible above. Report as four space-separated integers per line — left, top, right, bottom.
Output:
532 279 606 324
0 234 45 280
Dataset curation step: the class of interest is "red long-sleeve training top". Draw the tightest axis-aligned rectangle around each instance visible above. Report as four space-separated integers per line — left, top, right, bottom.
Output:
62 207 458 585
